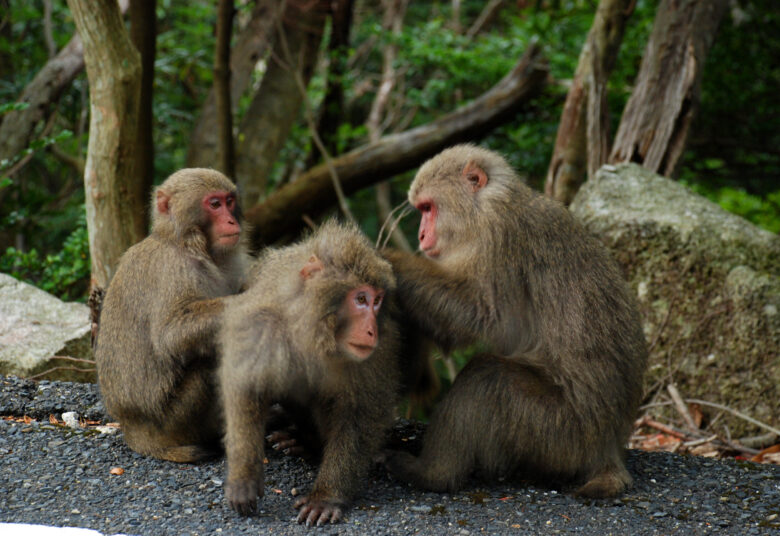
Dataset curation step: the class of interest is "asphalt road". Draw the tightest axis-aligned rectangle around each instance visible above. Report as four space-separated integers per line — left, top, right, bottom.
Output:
1 376 778 535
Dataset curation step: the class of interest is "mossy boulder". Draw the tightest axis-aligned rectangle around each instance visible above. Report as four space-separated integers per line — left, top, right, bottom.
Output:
570 163 779 438
0 273 95 382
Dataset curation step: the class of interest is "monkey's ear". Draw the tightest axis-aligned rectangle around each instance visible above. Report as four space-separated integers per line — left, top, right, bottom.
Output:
156 190 171 215
462 160 488 193
300 255 324 280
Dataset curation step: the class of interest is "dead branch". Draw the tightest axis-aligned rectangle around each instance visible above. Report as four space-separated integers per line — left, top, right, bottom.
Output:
245 42 548 247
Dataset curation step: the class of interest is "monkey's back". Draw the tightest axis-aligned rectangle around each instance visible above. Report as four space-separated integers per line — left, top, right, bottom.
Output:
95 235 226 421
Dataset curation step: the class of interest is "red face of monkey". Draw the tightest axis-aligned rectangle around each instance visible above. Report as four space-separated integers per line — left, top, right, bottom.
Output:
340 285 384 360
412 159 488 261
203 191 241 248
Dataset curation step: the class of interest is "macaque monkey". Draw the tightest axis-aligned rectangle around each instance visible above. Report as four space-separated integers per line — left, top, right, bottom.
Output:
383 144 648 498
94 168 248 463
219 220 400 526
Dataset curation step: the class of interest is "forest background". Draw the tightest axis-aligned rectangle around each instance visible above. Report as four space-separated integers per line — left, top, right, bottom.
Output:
0 1 777 329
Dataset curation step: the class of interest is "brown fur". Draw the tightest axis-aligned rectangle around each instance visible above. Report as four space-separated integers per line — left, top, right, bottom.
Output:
219 220 401 525
383 144 647 497
94 168 249 463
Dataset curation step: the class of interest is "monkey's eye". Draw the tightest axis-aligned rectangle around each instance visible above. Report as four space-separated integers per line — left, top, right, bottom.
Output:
208 197 221 210
373 295 383 309
226 195 235 210
355 293 368 306
417 202 431 213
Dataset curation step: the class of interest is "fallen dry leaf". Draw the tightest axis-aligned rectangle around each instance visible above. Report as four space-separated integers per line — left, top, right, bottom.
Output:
110 467 125 476
49 415 59 425
751 444 780 464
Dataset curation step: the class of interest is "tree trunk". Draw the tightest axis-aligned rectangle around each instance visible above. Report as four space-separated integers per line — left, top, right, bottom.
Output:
235 0 328 207
214 0 235 178
130 0 156 228
67 0 143 289
544 0 633 205
245 43 548 248
609 0 729 176
304 0 355 170
0 34 84 162
186 0 281 169
0 0 129 164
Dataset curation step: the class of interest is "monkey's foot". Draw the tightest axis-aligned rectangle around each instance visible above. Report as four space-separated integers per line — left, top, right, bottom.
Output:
294 495 344 526
225 478 261 516
384 449 419 483
266 430 306 457
576 466 632 498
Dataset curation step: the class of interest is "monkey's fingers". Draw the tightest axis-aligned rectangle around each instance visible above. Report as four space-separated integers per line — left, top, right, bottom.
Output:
294 496 343 526
225 479 260 516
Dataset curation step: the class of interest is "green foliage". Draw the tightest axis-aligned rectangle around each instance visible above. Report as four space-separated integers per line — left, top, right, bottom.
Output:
0 215 90 301
683 180 780 234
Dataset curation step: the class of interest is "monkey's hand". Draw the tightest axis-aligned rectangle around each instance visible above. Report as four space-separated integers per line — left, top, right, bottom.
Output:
225 478 261 516
294 495 344 527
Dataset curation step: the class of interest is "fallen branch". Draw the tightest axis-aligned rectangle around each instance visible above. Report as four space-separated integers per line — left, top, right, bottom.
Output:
245 42 548 247
28 366 96 380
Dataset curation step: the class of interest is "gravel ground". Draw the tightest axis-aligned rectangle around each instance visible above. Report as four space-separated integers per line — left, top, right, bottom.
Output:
1 375 779 535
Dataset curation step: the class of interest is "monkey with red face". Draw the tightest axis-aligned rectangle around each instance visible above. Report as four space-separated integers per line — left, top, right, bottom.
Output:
94 168 249 463
219 220 400 526
383 144 648 498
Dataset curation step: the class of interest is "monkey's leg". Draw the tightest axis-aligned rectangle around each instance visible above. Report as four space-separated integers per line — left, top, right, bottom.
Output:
386 356 513 492
122 421 220 463
387 354 569 492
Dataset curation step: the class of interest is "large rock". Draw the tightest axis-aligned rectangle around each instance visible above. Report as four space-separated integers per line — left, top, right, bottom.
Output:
570 163 779 438
0 273 94 382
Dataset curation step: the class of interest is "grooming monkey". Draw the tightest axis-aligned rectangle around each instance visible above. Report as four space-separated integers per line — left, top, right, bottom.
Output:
219 220 400 526
383 144 648 498
94 168 248 463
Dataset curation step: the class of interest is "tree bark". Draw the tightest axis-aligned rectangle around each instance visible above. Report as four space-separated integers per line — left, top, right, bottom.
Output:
214 0 235 178
130 0 156 227
67 0 143 289
304 0 355 169
246 43 548 249
544 0 633 205
235 0 328 207
186 0 281 169
609 0 729 176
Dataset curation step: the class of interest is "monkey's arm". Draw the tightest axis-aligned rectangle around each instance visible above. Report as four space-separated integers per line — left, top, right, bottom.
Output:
296 395 390 527
152 295 226 360
383 249 492 349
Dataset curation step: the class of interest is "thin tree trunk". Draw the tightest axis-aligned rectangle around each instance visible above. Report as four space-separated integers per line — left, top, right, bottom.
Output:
214 0 235 178
544 0 633 204
67 0 143 289
130 0 156 228
246 43 548 248
466 0 505 39
304 0 355 170
609 0 729 176
370 0 412 252
186 0 282 169
235 0 328 207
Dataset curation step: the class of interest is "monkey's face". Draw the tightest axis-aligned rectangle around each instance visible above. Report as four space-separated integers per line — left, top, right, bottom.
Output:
203 191 241 250
410 160 487 263
335 285 384 361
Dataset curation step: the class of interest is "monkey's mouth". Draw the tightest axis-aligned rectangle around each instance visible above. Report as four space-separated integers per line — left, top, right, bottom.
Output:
421 247 441 259
347 343 375 359
219 233 241 244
